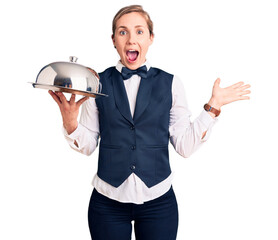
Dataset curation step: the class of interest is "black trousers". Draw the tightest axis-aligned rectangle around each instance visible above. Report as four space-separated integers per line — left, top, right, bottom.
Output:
88 187 179 240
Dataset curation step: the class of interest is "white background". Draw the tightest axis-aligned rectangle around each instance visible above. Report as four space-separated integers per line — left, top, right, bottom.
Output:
1 0 277 239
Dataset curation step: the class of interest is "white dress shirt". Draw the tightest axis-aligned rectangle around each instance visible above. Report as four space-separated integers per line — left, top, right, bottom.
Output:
63 61 217 204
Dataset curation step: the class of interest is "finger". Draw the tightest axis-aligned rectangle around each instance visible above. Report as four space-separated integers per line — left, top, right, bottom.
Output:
231 95 250 103
239 84 251 91
231 81 244 89
49 90 62 106
240 90 251 95
77 96 89 107
239 96 250 100
56 91 68 104
70 94 76 104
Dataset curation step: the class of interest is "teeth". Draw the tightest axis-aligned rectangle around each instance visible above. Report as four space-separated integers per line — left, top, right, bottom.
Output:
129 50 136 52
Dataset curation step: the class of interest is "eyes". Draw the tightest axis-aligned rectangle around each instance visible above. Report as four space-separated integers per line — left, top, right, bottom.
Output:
119 30 127 35
119 29 144 36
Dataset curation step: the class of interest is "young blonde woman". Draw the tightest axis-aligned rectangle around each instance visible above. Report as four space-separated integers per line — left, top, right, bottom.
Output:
49 5 251 240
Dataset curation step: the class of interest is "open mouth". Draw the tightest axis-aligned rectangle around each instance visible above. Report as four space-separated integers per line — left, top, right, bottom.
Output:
126 50 139 62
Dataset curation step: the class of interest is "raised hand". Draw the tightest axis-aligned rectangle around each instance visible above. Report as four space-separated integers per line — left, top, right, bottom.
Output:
48 91 89 134
208 78 251 110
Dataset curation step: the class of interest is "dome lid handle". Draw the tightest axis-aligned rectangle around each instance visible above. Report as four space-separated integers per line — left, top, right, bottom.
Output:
69 56 78 63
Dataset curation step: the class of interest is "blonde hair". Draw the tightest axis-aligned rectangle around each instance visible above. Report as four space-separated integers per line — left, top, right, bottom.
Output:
112 5 154 37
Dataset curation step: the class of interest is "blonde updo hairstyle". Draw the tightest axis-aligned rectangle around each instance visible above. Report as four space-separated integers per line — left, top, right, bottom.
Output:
112 5 154 38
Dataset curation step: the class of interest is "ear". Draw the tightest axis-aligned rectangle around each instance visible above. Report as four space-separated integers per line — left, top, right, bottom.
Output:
111 34 116 47
149 33 154 45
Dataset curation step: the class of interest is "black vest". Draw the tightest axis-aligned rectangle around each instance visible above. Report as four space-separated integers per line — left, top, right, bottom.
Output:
95 67 173 188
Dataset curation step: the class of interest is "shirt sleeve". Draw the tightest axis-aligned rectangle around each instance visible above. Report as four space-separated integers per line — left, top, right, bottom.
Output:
169 75 218 158
63 97 100 156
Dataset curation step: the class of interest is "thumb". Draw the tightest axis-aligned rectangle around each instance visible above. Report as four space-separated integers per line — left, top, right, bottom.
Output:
77 96 89 107
214 78 221 88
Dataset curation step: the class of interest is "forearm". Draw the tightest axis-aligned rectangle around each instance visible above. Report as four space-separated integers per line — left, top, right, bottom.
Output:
201 97 221 138
63 120 78 136
170 110 216 158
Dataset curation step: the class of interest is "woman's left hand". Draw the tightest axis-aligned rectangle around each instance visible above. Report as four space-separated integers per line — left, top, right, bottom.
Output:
208 78 251 110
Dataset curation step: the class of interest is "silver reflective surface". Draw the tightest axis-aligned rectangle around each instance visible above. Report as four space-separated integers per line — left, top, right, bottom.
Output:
30 57 108 98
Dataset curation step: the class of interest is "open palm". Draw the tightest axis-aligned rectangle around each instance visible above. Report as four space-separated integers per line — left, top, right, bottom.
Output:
210 78 251 108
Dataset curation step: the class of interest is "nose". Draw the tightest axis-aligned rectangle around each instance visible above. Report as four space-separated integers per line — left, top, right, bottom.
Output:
127 32 136 45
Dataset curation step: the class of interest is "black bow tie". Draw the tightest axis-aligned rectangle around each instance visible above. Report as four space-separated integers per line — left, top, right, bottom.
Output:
121 66 148 80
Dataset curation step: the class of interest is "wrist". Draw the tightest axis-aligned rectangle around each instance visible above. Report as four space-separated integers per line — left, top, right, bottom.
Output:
63 121 78 135
204 103 221 117
208 97 222 110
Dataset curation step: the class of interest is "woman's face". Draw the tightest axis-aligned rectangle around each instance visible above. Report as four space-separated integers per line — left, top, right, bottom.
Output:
112 12 154 70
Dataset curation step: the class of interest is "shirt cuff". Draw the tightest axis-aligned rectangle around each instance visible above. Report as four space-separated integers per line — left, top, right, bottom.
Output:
62 124 83 149
62 124 81 139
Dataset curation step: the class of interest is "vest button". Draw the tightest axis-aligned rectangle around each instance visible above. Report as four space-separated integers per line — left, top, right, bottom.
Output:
131 145 136 150
130 126 135 130
130 165 136 170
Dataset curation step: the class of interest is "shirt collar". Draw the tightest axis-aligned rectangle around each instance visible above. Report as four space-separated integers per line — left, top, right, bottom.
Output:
116 60 151 73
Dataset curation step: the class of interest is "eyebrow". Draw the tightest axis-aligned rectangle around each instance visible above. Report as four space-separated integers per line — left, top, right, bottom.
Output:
118 25 145 29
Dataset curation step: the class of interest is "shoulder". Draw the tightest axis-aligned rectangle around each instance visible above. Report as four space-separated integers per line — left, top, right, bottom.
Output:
150 67 174 84
172 75 184 89
150 67 174 79
98 66 115 79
